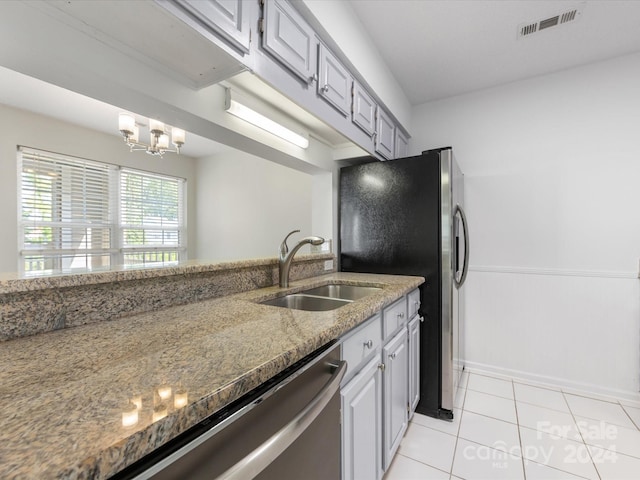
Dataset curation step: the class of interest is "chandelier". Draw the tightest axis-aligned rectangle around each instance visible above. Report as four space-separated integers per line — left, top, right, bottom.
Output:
118 113 186 157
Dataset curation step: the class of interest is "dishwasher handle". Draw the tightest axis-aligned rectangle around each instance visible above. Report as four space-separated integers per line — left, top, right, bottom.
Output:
217 360 347 480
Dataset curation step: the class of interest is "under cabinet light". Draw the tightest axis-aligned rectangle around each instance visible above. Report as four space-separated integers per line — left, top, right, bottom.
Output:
224 88 309 149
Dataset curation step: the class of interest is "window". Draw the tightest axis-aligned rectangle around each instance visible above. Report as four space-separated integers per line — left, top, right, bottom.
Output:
119 169 186 267
18 147 186 275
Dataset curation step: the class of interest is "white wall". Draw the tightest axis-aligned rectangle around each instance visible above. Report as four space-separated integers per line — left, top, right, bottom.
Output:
195 150 314 261
411 53 640 398
0 104 198 273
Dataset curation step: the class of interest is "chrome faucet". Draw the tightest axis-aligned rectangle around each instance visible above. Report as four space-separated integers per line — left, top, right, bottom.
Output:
279 230 324 288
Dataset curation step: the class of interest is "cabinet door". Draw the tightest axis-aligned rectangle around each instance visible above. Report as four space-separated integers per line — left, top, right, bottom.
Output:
352 81 376 137
375 108 395 160
263 0 316 83
408 316 420 418
341 357 383 480
382 328 408 470
318 43 352 116
395 128 409 159
174 0 251 53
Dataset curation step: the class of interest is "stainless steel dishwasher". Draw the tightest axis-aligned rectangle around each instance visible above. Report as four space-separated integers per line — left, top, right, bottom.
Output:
112 342 345 480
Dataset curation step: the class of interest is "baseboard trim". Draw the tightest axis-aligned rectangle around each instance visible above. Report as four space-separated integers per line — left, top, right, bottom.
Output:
469 265 638 279
464 360 640 406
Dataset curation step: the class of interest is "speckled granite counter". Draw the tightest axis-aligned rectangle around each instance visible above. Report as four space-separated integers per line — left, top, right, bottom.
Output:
0 272 423 479
0 254 333 340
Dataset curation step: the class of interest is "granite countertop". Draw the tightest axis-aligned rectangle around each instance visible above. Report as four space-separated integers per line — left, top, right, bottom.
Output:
0 272 423 479
0 255 334 294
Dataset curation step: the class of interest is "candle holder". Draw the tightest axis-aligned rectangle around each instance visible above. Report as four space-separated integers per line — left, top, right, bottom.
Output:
152 404 168 423
130 394 142 410
174 388 188 409
157 384 172 401
122 402 139 427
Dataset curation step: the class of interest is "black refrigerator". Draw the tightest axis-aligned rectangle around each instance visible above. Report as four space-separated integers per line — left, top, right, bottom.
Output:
339 147 469 419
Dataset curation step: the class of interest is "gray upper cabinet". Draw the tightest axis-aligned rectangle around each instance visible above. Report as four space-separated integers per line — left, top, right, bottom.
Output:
395 128 409 159
173 0 251 53
317 43 352 117
262 0 316 83
375 108 395 160
352 82 376 137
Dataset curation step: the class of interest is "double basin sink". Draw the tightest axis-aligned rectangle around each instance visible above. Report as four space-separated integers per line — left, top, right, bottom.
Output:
260 284 382 312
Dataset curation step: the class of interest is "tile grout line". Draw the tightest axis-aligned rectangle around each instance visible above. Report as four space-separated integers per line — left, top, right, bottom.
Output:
513 379 527 480
523 458 593 480
392 453 452 478
618 400 640 431
561 389 603 480
466 386 514 401
447 371 469 479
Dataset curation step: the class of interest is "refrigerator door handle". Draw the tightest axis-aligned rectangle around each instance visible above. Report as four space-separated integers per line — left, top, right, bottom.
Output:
453 204 469 289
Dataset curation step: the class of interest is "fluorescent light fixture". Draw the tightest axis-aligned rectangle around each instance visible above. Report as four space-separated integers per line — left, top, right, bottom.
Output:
224 89 309 149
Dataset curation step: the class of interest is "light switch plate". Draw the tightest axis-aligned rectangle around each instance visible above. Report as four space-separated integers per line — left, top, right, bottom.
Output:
311 239 332 254
324 259 334 271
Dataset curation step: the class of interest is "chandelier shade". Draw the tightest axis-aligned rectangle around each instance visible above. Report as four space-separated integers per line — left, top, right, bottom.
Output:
118 113 186 157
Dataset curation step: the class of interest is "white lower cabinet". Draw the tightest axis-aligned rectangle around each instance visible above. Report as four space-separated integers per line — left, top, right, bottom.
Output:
408 314 421 419
340 289 420 479
382 328 408 470
341 356 383 480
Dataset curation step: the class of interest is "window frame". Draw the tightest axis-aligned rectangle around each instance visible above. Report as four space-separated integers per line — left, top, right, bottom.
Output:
17 147 187 275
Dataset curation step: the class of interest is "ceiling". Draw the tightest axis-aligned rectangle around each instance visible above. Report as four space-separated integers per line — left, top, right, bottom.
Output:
349 0 640 105
0 65 227 159
3 0 640 156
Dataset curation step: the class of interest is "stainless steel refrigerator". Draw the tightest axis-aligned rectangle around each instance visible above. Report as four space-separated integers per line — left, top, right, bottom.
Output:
339 147 469 419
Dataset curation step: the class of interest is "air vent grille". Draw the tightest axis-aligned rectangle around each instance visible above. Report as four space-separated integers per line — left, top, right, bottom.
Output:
520 23 538 36
561 10 578 23
518 5 583 38
539 15 559 30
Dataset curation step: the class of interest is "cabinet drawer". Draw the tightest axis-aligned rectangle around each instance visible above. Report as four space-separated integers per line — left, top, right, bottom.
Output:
383 297 407 340
407 288 420 319
341 313 382 382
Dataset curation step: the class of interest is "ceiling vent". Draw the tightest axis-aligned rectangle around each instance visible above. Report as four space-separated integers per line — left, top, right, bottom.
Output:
518 5 583 39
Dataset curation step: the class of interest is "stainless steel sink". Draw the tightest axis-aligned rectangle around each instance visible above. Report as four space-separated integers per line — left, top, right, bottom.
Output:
300 284 382 301
260 294 352 311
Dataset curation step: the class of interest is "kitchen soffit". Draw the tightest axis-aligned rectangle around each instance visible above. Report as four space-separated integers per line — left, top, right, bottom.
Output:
41 0 246 89
225 72 352 148
29 0 356 152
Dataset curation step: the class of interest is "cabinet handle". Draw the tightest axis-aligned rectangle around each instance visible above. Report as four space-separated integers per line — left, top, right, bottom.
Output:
414 301 420 309
397 312 405 319
363 339 374 349
378 363 385 371
322 84 330 93
420 316 425 323
308 73 318 84
389 352 397 360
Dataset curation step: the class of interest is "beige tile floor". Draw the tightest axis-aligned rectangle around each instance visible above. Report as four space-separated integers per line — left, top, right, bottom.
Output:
385 371 640 480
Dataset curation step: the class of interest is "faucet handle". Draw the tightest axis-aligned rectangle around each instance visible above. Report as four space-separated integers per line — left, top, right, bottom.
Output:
280 229 300 255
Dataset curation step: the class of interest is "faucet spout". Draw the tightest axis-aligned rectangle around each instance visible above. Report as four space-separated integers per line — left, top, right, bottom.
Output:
278 230 324 288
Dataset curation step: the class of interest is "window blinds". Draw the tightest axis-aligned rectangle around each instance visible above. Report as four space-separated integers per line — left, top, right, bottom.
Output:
119 169 186 266
19 148 116 273
18 147 186 273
